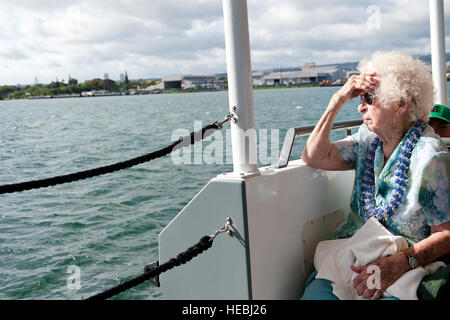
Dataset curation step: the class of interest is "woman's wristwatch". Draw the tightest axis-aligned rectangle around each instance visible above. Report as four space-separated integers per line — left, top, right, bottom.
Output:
400 247 419 269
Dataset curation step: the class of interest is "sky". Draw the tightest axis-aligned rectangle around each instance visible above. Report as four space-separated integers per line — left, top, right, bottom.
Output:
1 0 449 85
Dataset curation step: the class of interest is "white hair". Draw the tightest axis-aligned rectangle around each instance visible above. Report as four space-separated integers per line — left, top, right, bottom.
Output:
358 51 435 122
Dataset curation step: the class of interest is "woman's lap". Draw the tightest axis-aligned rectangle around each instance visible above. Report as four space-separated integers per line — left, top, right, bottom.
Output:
300 271 400 300
300 271 340 300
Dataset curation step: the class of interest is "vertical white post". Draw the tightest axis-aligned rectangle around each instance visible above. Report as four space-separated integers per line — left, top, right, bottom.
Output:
223 0 258 174
429 0 448 106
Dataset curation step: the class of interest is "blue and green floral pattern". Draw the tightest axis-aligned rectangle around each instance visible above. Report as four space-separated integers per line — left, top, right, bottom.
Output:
332 123 449 245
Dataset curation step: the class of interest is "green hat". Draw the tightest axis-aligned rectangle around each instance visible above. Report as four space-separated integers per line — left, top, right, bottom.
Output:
430 104 450 123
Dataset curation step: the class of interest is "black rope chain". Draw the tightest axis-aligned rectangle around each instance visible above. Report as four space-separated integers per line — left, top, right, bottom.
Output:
0 113 235 300
0 121 226 195
86 235 213 300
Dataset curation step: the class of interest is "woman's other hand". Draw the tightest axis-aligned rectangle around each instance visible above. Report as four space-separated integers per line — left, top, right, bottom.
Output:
335 72 379 103
350 252 410 300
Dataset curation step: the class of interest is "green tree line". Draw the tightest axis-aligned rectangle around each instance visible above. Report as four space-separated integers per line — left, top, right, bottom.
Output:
0 78 152 100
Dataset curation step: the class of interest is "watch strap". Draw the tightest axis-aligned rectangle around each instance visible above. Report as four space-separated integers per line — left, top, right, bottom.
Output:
400 247 419 269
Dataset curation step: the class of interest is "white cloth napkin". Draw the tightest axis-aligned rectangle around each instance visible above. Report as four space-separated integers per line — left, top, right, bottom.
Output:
314 217 445 300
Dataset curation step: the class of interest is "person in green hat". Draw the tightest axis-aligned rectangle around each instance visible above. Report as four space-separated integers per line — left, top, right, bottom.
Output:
429 104 450 137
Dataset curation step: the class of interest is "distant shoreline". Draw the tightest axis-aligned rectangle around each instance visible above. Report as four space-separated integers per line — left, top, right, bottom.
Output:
1 83 334 101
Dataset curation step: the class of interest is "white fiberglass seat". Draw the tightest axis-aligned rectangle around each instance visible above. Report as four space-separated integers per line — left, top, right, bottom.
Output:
159 159 354 299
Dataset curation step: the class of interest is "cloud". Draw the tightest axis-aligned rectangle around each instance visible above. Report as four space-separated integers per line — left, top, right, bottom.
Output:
0 46 29 60
247 0 449 68
0 0 449 85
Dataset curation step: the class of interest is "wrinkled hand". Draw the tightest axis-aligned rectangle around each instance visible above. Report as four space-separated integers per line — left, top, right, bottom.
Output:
350 253 410 300
334 72 379 103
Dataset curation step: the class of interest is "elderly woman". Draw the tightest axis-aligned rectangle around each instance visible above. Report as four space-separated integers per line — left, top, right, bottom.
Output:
300 51 449 300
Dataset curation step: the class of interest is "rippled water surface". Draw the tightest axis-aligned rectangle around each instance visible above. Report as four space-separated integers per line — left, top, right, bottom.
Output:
0 87 367 299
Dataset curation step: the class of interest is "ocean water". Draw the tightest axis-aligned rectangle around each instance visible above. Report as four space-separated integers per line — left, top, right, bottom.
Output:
0 86 426 299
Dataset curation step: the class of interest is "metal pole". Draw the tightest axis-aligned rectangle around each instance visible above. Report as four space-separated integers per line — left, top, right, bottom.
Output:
429 0 448 106
222 0 258 174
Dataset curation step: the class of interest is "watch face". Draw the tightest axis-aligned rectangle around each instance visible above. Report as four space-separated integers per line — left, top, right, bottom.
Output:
409 256 419 269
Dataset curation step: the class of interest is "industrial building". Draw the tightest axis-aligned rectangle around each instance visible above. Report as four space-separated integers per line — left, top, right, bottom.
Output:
252 64 347 86
162 74 226 90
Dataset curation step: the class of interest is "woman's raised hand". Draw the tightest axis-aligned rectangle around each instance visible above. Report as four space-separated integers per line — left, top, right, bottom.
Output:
334 72 379 103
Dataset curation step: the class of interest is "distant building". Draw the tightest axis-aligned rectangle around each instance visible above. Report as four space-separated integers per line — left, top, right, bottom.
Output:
262 70 320 85
146 82 164 91
346 70 360 78
120 73 125 83
252 70 271 86
253 65 346 86
104 73 109 80
162 74 226 90
302 62 316 70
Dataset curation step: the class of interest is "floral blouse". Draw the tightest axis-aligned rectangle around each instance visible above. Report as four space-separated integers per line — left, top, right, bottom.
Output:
332 123 449 245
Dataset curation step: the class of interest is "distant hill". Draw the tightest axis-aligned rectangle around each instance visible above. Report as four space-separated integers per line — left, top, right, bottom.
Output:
215 53 450 78
316 61 358 71
413 52 450 65
128 77 161 83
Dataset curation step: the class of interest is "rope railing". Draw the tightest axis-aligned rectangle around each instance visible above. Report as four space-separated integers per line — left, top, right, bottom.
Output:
86 217 233 300
0 113 234 195
0 112 236 300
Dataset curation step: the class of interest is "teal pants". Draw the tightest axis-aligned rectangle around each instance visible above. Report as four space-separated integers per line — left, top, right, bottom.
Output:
300 271 399 300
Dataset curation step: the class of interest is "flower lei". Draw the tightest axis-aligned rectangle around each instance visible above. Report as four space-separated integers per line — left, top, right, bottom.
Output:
362 122 426 221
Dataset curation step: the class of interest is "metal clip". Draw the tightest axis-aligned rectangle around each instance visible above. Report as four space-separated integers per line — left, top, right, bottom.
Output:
230 106 238 123
210 217 233 240
216 110 237 128
144 261 160 287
